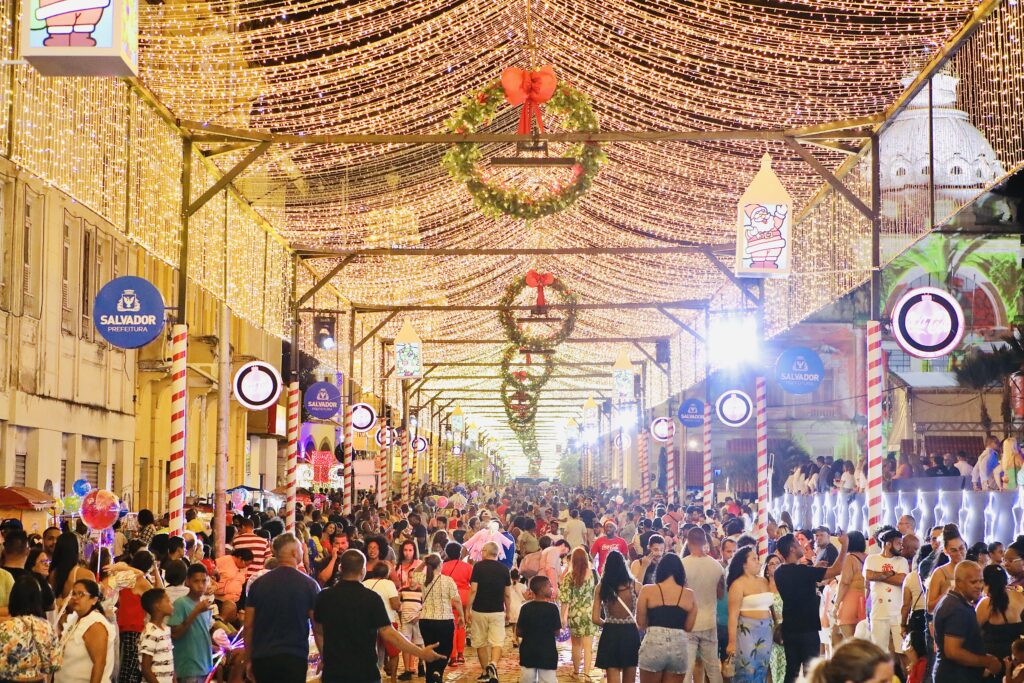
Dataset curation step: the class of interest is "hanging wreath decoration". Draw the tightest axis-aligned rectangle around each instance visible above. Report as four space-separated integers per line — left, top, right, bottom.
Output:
501 379 539 426
442 67 606 220
498 273 578 349
499 345 554 392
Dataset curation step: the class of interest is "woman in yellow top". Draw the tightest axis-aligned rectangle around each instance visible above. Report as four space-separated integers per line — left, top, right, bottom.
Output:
1002 437 1022 491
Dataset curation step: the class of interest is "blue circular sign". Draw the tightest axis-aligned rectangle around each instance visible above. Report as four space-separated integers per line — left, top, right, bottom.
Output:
304 382 342 420
774 346 825 395
93 276 165 349
677 399 705 428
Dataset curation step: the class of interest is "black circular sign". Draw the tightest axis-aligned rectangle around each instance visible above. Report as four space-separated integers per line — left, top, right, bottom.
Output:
891 286 964 359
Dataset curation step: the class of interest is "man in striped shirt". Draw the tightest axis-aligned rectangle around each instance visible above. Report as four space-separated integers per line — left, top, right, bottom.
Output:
232 519 270 575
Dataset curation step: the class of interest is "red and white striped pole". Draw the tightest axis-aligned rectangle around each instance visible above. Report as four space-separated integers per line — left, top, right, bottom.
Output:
703 402 714 511
401 429 411 500
756 377 769 559
638 430 650 505
285 382 299 532
866 320 885 540
666 438 677 500
168 325 188 537
342 403 353 516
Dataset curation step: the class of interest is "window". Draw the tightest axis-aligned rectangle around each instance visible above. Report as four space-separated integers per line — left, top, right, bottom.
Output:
81 461 99 490
94 232 111 345
21 188 43 316
14 454 25 487
81 225 93 340
61 212 77 334
894 167 907 177
888 349 911 373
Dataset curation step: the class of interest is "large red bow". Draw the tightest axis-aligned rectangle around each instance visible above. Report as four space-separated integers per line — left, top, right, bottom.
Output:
501 66 557 135
525 270 555 308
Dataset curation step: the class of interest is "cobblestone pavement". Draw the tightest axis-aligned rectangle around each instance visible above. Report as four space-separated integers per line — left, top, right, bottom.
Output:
438 628 599 683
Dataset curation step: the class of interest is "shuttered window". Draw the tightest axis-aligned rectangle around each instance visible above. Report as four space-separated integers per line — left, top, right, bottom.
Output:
81 461 99 489
14 454 25 487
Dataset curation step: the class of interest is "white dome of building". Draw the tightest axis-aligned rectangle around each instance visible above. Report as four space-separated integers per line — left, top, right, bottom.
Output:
880 72 1004 220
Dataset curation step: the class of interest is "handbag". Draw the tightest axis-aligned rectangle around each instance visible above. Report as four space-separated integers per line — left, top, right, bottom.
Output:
721 656 735 677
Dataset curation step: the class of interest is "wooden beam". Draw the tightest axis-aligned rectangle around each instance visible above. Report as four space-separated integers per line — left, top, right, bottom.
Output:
357 300 706 313
424 361 643 367
632 342 668 376
295 244 732 258
186 141 271 217
420 373 613 380
656 306 705 343
406 367 437 394
295 254 357 309
353 311 398 351
784 137 873 221
385 336 670 345
178 116 885 146
702 249 760 306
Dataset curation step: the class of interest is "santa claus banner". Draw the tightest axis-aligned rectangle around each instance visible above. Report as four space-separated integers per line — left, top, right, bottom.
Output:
736 153 792 278
22 0 138 76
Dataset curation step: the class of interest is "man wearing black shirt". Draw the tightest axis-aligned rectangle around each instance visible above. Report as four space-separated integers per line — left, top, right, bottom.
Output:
812 527 838 567
934 561 1002 682
314 550 442 683
0 530 30 582
774 532 847 683
468 542 512 683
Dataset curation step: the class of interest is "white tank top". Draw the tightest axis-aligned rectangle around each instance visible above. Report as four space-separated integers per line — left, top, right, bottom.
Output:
56 610 115 683
740 591 775 612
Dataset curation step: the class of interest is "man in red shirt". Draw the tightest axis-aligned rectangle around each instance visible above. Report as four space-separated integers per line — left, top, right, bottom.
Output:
590 521 629 573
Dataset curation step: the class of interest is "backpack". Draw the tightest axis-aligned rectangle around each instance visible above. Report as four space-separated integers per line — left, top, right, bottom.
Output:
519 550 543 579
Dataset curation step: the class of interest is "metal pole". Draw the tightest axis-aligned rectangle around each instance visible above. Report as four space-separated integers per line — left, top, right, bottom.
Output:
401 380 411 499
344 307 356 514
214 304 230 557
169 137 192 537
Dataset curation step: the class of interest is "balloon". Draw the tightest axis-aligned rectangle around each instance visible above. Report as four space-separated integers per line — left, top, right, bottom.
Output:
72 479 92 496
436 496 449 509
63 495 81 514
117 502 129 519
50 497 65 517
230 490 247 508
80 490 119 530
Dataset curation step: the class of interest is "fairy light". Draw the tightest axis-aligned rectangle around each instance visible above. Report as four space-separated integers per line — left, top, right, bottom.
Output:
3 0 1021 473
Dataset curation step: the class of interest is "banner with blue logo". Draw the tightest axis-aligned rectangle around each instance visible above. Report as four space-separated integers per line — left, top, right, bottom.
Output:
677 398 705 428
93 276 165 349
305 382 342 420
774 346 824 394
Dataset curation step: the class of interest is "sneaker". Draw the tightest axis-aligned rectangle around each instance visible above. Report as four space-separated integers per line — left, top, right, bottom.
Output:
476 672 490 683
398 673 414 681
487 663 498 683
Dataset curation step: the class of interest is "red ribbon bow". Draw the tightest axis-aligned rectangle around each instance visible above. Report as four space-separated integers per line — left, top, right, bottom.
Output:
513 370 528 382
525 270 555 308
501 66 557 135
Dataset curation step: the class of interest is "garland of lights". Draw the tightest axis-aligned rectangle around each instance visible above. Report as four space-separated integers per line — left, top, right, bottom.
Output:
442 80 606 220
498 275 578 349
499 344 554 392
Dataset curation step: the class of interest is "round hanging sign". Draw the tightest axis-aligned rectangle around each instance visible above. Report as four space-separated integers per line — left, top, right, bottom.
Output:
716 390 753 428
452 444 463 456
375 425 394 448
891 286 964 359
304 382 341 420
650 417 675 443
413 436 428 453
677 399 705 428
93 276 165 349
351 403 378 432
233 361 283 411
774 347 825 395
613 432 632 450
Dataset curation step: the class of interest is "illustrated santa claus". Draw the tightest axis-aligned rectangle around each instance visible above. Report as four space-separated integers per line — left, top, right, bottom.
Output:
742 202 788 269
35 0 111 47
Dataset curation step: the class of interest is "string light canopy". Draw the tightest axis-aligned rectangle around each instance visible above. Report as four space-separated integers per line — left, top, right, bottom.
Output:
131 0 987 473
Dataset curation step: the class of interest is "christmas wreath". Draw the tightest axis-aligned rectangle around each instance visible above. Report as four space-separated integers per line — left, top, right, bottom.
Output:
498 272 578 349
499 345 554 392
442 67 606 220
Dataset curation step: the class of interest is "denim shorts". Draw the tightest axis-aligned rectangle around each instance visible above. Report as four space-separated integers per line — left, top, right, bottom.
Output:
638 626 689 674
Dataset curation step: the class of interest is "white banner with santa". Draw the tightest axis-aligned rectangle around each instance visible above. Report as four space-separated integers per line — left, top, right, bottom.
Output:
735 154 792 279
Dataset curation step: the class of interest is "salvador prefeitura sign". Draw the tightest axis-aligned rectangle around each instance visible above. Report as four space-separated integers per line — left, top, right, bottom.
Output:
774 346 825 395
93 276 165 349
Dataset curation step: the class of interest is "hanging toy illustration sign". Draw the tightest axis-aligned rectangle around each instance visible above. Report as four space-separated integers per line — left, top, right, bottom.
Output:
93 276 165 349
304 382 342 420
736 154 792 278
716 390 753 428
394 319 423 379
21 0 138 76
233 361 283 411
650 417 675 443
891 286 964 359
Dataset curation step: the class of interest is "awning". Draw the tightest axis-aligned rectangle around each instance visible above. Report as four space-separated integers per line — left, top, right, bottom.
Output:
0 486 55 510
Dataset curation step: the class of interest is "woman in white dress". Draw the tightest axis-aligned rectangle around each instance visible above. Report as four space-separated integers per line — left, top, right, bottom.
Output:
56 579 116 683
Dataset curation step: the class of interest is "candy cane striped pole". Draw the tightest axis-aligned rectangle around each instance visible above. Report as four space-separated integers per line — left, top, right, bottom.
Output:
342 403 353 516
756 376 769 559
285 382 299 532
401 429 411 500
168 325 188 537
638 430 650 505
867 320 885 541
667 437 677 500
703 402 714 511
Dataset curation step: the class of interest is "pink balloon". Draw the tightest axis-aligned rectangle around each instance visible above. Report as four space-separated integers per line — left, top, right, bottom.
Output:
437 496 449 509
81 490 120 530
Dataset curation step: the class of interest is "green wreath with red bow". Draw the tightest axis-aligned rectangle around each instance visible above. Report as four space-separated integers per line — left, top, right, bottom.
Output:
498 271 577 349
442 67 606 220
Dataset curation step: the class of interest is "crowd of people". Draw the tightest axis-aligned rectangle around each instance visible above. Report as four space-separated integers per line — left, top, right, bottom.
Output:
783 435 1024 496
1 481 1020 683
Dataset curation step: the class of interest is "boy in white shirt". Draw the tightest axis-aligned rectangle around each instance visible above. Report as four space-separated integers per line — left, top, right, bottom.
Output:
864 528 909 653
139 588 176 683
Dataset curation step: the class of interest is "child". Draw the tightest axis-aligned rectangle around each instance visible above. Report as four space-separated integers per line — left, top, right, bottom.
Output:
169 564 215 683
139 588 175 683
1007 638 1024 683
163 559 189 604
508 569 528 648
516 575 562 683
